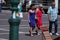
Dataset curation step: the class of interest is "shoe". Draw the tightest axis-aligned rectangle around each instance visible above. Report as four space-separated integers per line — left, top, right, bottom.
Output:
29 31 33 37
35 31 40 36
30 34 33 37
50 33 52 35
37 33 40 36
55 33 59 36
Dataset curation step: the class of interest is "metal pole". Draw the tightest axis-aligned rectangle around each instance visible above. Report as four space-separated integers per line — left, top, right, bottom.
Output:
9 0 20 40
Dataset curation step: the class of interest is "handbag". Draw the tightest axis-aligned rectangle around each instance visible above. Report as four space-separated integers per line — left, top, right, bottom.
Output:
18 12 23 18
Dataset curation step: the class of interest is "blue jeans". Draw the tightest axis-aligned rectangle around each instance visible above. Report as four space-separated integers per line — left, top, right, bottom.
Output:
49 20 58 33
0 3 2 12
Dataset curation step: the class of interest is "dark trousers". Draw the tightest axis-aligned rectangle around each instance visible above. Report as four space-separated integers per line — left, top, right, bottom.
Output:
0 3 2 12
49 20 58 33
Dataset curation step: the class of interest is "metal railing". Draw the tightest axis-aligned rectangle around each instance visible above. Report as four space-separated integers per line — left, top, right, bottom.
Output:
2 0 60 9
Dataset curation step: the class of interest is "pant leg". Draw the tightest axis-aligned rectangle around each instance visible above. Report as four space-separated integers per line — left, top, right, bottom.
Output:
54 20 58 33
0 3 2 13
49 21 53 33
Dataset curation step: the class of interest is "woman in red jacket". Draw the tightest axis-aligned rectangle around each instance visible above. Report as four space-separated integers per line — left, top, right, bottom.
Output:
36 4 45 35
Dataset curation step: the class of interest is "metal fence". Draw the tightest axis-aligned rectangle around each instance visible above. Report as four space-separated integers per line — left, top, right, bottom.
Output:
27 0 60 9
2 0 60 9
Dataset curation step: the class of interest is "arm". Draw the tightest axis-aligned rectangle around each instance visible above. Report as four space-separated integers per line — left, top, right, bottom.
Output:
35 8 38 19
42 9 45 14
48 14 50 21
41 7 45 14
47 7 51 21
28 12 30 22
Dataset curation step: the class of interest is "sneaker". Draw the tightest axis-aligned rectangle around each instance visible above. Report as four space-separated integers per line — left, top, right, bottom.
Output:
50 33 52 35
30 34 33 37
55 33 59 36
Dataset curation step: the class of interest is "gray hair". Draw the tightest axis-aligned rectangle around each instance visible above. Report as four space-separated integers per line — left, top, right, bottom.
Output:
39 4 43 7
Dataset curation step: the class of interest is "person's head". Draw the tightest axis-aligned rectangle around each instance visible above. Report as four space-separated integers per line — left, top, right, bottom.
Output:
38 4 43 10
30 4 35 10
51 2 55 8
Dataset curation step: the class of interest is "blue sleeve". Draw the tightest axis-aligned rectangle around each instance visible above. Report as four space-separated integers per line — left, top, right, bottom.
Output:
47 7 51 14
56 7 58 13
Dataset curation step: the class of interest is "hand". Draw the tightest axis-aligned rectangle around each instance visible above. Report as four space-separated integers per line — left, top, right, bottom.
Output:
42 10 45 14
35 16 37 19
28 20 30 22
48 18 50 21
48 14 50 21
41 7 43 10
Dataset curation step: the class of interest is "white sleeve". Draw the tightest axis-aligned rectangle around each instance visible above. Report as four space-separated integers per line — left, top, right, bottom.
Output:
2 0 5 3
18 4 20 9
